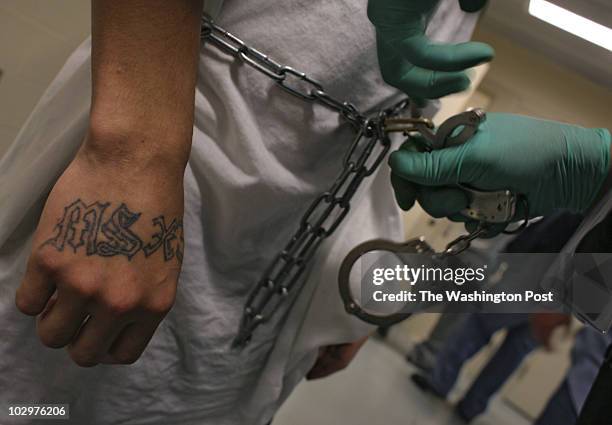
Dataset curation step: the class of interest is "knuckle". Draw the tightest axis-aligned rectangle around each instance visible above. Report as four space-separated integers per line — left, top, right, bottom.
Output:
145 295 175 316
102 294 139 316
67 278 99 300
32 250 61 275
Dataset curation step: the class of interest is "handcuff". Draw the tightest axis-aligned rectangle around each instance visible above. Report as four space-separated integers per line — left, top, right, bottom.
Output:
338 107 529 327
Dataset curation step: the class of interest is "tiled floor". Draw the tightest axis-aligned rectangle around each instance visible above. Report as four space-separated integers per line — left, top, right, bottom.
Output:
275 337 531 425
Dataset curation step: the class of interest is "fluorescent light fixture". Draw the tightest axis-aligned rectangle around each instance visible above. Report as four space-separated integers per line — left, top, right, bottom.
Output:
529 0 612 52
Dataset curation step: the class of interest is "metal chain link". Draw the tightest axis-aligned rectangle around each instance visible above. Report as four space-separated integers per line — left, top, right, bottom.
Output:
200 16 415 347
201 16 367 130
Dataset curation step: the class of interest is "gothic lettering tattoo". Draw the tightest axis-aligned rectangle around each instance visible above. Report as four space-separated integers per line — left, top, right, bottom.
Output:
43 199 184 263
143 217 184 262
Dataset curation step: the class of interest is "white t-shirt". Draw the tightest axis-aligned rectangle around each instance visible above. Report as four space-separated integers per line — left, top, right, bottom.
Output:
0 1 478 424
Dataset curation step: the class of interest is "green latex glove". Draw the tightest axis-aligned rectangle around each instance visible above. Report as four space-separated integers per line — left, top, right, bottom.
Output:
389 113 611 230
368 0 494 102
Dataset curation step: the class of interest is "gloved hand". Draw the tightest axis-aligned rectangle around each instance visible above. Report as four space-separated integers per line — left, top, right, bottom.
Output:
368 0 494 102
389 113 611 231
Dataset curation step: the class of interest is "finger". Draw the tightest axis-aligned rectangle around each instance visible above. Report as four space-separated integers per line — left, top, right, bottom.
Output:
306 348 343 380
401 36 495 72
459 0 488 13
401 66 472 99
389 148 463 186
67 311 124 367
417 186 469 218
15 258 57 316
412 97 427 108
389 63 472 100
306 348 331 380
448 213 469 223
36 290 89 348
101 319 160 365
367 0 437 26
391 173 418 211
306 366 328 380
377 38 471 99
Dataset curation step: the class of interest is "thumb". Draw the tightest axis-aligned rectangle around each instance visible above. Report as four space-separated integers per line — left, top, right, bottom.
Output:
389 148 463 187
459 0 488 13
402 36 494 72
417 186 469 218
390 172 418 211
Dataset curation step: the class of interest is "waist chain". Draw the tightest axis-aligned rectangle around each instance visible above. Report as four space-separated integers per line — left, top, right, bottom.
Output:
200 15 521 347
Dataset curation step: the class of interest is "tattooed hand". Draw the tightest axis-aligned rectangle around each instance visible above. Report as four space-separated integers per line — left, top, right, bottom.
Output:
15 152 185 367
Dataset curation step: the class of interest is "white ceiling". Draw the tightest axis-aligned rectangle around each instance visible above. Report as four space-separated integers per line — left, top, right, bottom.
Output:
480 0 612 88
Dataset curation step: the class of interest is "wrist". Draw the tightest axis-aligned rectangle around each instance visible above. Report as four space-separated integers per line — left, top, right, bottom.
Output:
570 127 611 212
586 128 612 210
83 115 192 174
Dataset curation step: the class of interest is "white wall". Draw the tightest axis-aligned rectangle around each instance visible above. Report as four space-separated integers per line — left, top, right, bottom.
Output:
0 0 90 157
473 27 612 129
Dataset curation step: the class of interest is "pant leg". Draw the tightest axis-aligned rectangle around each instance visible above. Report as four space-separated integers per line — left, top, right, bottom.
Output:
427 314 467 354
534 381 578 425
408 314 467 371
429 314 502 397
456 322 538 421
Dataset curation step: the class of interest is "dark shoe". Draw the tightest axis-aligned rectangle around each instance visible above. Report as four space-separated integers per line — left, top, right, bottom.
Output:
411 374 434 393
411 373 447 400
405 345 435 372
455 401 476 423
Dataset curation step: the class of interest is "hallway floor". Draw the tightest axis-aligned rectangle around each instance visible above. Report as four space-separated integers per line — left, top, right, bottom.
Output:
275 337 531 425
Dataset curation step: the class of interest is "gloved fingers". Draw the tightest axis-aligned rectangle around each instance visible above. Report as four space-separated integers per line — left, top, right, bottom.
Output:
448 212 469 223
389 147 463 186
412 97 428 109
377 38 471 99
367 0 437 27
397 65 471 99
391 172 418 211
401 35 494 72
417 186 469 218
458 0 488 13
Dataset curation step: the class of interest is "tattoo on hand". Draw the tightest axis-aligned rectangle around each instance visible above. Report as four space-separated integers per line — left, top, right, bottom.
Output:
43 199 184 263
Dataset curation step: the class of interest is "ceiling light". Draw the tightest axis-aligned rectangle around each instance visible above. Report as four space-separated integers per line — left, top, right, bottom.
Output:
529 0 612 52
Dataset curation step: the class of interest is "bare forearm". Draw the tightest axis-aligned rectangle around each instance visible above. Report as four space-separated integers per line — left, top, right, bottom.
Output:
87 0 203 170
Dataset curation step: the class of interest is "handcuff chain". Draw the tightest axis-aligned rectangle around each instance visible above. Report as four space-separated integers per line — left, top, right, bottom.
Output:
200 16 415 347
